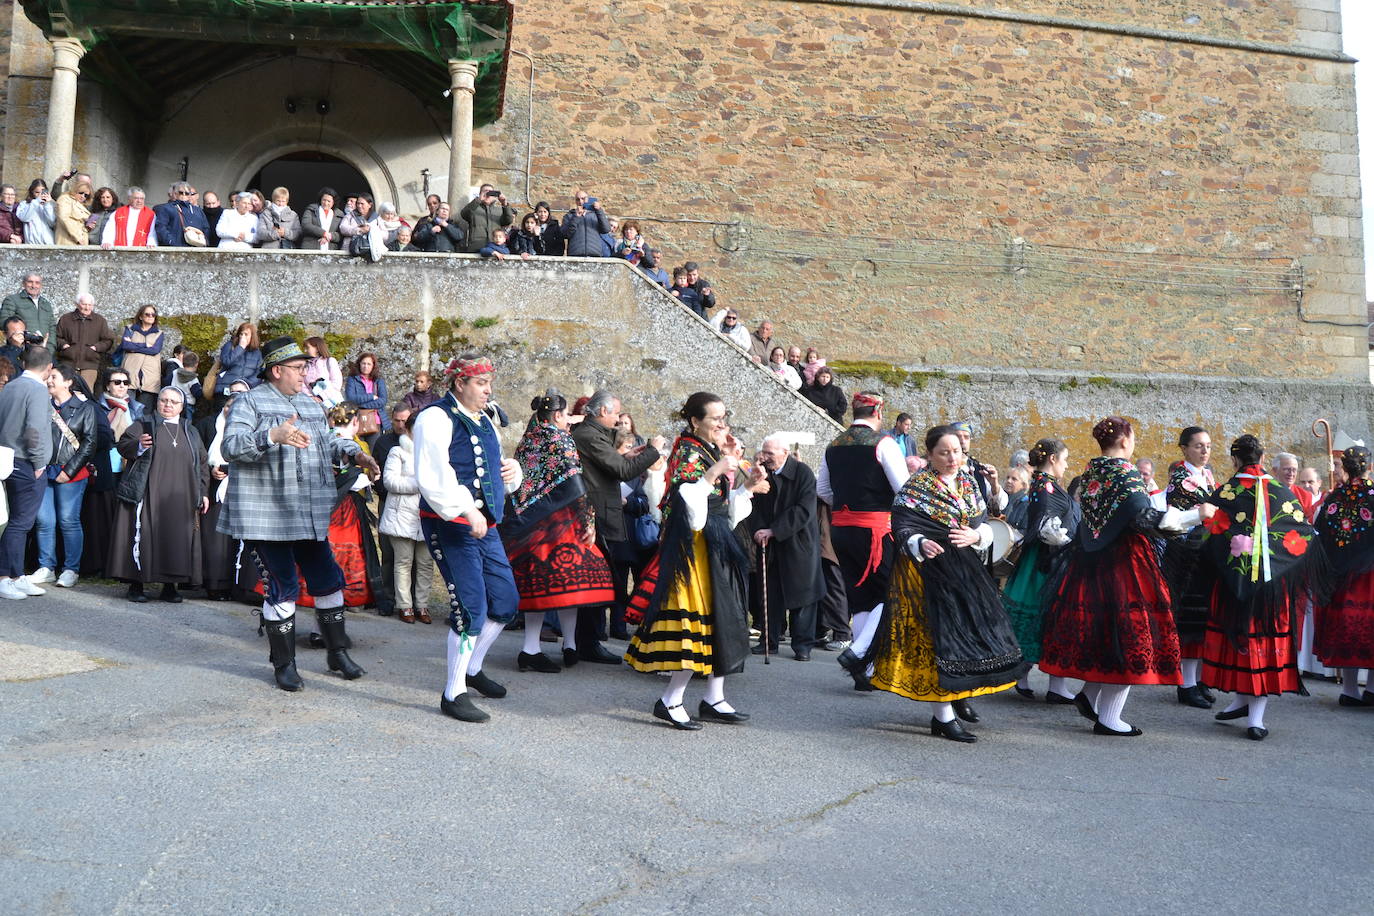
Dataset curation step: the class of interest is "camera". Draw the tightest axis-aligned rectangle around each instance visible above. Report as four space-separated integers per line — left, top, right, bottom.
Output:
24 331 43 345
486 189 502 199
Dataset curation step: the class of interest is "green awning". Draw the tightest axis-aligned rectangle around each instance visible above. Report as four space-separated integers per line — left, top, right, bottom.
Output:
20 0 512 124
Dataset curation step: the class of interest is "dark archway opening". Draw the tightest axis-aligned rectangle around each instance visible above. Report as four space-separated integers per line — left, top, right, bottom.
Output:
247 151 371 212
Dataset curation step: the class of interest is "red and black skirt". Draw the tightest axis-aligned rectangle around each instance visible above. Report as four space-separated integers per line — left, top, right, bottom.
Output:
504 502 614 613
1040 531 1182 685
1314 570 1374 669
1201 586 1300 696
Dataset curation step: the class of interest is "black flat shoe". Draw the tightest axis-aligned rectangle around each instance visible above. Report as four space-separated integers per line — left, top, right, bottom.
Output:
1177 685 1214 709
698 699 750 723
440 693 489 723
466 670 507 699
1245 726 1269 741
562 648 580 668
1015 686 1036 699
1215 705 1249 721
837 647 875 691
518 651 560 673
1073 692 1098 723
653 699 702 730
951 699 979 723
159 584 182 603
751 643 777 656
578 643 622 665
126 585 148 604
609 628 630 641
1199 685 1216 704
1338 693 1373 708
793 651 811 662
930 716 977 743
1093 722 1143 737
378 607 394 617
1046 692 1075 705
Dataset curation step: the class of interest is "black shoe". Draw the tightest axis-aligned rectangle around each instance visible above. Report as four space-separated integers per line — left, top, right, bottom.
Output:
951 699 979 723
751 643 778 656
440 692 489 723
609 627 630 641
1093 722 1143 737
263 617 304 692
518 651 561 673
698 699 750 723
1015 686 1036 699
1215 705 1249 721
562 648 580 668
930 716 977 743
837 647 875 691
1245 726 1269 741
316 609 364 679
793 651 812 662
126 584 148 604
1046 691 1075 705
578 643 622 665
1073 692 1098 723
159 583 183 603
1177 685 1214 709
466 670 506 698
1199 685 1216 704
1338 693 1373 708
377 606 394 617
653 699 702 730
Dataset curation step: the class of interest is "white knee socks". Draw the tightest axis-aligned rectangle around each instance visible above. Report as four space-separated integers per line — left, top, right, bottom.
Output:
932 701 956 723
1081 682 1103 710
444 629 474 701
466 617 506 675
260 599 295 622
1046 675 1074 700
558 609 578 652
1342 668 1362 698
522 612 542 655
1247 696 1269 729
849 610 870 648
850 604 883 656
1095 684 1131 730
1180 658 1201 688
1221 695 1247 714
703 675 736 714
660 670 693 723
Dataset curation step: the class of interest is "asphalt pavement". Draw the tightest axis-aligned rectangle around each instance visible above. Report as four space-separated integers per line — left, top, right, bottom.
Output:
2 584 1371 914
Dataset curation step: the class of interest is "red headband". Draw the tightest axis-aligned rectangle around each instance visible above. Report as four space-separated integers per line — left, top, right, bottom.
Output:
852 392 884 409
445 357 494 381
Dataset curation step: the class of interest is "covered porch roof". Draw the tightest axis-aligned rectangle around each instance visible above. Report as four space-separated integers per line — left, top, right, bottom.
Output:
20 0 513 123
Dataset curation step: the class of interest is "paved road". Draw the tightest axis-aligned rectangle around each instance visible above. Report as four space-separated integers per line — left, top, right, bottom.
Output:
2 584 1371 914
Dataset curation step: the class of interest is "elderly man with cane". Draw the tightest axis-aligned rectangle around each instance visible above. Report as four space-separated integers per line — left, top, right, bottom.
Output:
748 434 824 661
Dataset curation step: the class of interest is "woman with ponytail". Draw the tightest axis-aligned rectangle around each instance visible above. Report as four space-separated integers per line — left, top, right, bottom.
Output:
501 390 615 672
1313 445 1374 708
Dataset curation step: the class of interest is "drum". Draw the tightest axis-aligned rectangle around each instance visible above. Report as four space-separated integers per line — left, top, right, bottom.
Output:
987 518 1023 578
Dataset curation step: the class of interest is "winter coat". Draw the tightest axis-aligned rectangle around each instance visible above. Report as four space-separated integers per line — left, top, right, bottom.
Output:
0 202 22 243
16 198 55 244
300 203 343 250
379 435 422 540
560 207 611 257
803 380 848 423
459 198 516 252
217 341 263 393
255 204 302 249
49 394 97 478
344 375 390 430
412 215 464 253
153 201 211 247
55 310 116 370
54 190 91 245
119 323 164 395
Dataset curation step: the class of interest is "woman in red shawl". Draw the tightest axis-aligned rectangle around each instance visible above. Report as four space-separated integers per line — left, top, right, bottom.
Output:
1313 446 1374 708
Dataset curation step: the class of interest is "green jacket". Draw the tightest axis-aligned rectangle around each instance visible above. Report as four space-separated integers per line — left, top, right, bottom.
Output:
1 291 56 353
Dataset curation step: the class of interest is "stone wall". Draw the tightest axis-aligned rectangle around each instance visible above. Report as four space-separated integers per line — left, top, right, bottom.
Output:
469 0 1366 380
0 246 843 459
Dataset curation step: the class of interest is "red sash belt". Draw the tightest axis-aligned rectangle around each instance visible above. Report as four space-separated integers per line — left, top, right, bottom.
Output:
831 508 892 586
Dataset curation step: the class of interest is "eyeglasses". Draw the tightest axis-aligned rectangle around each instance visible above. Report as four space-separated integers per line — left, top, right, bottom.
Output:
108 379 130 386
176 191 192 196
156 398 183 405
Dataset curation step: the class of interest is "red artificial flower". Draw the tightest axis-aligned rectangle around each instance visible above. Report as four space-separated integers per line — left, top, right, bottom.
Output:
1203 509 1230 535
1282 530 1307 556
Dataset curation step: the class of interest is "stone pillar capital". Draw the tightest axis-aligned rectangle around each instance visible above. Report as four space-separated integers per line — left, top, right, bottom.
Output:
447 60 480 93
50 37 86 74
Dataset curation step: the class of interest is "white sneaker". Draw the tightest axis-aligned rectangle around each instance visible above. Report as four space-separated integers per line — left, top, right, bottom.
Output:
15 576 46 596
29 567 54 584
56 570 78 588
0 579 28 600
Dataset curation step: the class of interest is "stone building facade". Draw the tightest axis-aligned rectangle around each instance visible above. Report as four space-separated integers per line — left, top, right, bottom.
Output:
0 0 1367 460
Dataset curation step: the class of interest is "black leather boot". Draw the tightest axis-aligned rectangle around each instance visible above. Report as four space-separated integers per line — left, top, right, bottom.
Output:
264 617 304 692
316 608 365 680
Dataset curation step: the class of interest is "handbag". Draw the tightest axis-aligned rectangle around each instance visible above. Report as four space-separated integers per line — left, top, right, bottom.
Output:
624 487 661 551
50 406 92 483
175 203 207 247
356 408 381 437
116 448 152 503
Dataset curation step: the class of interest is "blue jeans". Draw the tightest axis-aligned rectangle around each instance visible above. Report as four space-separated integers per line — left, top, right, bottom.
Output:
0 460 44 578
36 476 89 573
422 517 518 637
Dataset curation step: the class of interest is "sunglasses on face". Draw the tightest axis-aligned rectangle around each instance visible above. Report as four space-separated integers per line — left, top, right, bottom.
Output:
109 379 130 385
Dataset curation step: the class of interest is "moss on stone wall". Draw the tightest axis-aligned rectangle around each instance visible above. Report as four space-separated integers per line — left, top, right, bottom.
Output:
428 317 471 357
828 359 948 390
258 314 305 344
158 313 228 373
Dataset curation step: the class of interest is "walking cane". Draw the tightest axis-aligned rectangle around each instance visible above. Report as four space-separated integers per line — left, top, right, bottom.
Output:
760 542 770 665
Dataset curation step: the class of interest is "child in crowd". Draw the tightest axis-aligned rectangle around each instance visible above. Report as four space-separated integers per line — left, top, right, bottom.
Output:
479 228 530 261
168 350 203 408
670 266 703 317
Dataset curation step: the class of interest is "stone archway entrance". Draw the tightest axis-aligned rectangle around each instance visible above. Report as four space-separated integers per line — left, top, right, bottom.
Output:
247 151 371 212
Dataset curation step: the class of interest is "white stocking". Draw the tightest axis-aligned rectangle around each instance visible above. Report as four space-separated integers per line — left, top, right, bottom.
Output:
1180 658 1201 689
522 613 542 655
314 589 344 610
444 629 474 701
466 617 506 675
1046 676 1074 699
1247 696 1270 729
932 701 956 723
850 604 884 655
1095 684 1131 731
703 675 735 713
1081 682 1104 710
558 609 579 652
1342 668 1362 698
260 599 295 622
1221 694 1247 714
660 670 693 723
849 610 870 647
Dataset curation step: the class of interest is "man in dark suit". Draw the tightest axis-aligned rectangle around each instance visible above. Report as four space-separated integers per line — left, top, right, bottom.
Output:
748 434 824 660
571 389 661 660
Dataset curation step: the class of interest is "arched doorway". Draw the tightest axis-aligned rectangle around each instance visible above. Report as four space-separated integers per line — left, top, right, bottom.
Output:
246 151 370 210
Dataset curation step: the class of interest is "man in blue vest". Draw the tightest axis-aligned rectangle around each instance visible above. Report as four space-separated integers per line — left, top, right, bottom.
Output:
413 352 523 723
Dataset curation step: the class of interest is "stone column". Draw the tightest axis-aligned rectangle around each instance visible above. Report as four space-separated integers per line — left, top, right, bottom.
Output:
446 60 480 207
43 37 86 184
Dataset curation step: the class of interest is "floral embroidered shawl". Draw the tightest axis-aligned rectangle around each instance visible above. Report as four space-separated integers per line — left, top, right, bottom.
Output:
893 468 985 530
1315 477 1374 584
513 422 582 514
1077 456 1150 551
1165 461 1216 511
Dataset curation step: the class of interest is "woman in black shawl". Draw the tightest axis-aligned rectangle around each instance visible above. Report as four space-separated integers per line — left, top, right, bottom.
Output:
1200 435 1324 740
1001 437 1080 703
625 392 770 729
863 425 1029 743
1160 426 1219 709
1313 446 1374 706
